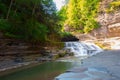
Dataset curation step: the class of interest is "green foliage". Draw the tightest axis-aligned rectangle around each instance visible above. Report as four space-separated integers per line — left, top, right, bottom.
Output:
60 31 72 38
106 0 120 13
64 0 100 33
57 6 67 31
0 19 48 41
84 18 100 33
0 19 11 31
0 3 8 17
0 0 61 43
24 19 48 41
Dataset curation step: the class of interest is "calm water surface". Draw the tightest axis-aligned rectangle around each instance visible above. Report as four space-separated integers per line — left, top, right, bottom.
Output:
0 61 76 80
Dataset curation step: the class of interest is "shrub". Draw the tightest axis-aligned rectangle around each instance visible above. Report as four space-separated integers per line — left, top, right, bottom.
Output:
0 19 11 31
106 1 120 13
0 18 48 42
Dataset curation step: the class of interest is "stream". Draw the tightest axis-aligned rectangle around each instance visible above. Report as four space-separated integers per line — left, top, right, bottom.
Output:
0 41 102 80
0 62 76 80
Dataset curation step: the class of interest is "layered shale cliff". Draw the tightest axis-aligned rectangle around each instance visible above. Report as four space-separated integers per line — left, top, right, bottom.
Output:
75 0 120 40
0 32 46 62
91 0 120 38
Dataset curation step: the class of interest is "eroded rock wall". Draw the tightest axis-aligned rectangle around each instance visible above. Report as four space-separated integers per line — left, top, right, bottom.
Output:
0 32 46 61
74 0 120 40
91 0 120 38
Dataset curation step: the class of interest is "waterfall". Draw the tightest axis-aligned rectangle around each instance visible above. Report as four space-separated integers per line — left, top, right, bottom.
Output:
64 41 103 57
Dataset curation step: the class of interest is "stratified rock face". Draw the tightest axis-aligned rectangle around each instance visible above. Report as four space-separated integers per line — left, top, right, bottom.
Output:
74 0 120 40
98 0 120 25
92 0 120 38
0 34 46 61
108 23 120 37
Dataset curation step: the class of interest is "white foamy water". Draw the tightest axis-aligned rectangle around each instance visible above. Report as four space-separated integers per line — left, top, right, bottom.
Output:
64 41 103 57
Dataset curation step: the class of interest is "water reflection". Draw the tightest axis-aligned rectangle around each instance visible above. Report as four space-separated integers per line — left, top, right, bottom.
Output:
0 62 75 80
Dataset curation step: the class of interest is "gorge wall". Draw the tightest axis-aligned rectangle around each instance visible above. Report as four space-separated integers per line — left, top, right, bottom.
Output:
0 31 67 62
95 0 120 38
76 0 120 40
0 31 46 62
97 0 120 37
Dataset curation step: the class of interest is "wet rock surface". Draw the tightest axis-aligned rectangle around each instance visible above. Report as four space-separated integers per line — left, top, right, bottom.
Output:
55 67 114 80
55 50 120 80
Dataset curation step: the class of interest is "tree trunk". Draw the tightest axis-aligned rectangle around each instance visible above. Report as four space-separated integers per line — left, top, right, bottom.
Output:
32 1 37 16
6 0 14 20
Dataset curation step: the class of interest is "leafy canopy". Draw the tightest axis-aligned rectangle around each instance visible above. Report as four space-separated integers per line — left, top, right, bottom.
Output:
0 0 61 42
58 0 100 33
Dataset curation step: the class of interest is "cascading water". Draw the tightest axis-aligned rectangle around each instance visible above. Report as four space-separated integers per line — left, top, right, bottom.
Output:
64 41 103 57
54 42 103 80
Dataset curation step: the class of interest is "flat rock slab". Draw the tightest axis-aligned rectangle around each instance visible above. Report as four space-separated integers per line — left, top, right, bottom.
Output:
55 67 112 80
55 73 88 79
55 50 120 80
55 78 83 80
88 67 108 72
66 67 88 73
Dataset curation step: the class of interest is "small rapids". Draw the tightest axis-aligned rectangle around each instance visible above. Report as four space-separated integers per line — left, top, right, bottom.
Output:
64 41 103 57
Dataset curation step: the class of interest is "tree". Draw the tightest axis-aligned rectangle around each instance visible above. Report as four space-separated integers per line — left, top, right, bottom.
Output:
6 0 14 19
57 5 67 32
64 0 100 33
0 0 60 42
